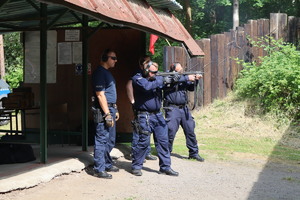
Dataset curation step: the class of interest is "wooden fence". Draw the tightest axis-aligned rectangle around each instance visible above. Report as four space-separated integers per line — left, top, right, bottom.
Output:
163 13 300 108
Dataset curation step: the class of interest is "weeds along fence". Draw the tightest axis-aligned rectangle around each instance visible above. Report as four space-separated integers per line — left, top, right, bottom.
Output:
163 13 300 109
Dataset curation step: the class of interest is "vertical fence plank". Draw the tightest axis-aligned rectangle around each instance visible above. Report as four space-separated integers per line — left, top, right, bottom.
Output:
163 46 174 71
288 16 300 48
262 19 270 57
197 39 211 106
198 56 204 108
187 56 203 108
257 19 265 62
250 20 260 63
244 23 254 63
270 13 279 39
235 27 245 80
279 13 288 41
224 31 232 93
210 34 219 101
270 13 288 41
174 46 186 67
217 34 226 99
229 29 237 87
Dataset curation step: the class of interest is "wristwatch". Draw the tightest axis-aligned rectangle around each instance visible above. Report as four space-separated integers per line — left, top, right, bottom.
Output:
103 113 111 118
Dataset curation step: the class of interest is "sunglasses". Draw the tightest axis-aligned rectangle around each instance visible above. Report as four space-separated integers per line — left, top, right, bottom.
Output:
108 56 117 60
149 70 158 74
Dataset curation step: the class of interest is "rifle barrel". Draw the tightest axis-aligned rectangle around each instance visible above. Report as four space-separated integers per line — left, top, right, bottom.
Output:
156 71 204 76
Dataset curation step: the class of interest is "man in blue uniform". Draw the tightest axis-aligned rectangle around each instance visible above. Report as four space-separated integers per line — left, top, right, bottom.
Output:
164 62 205 162
126 55 157 161
131 60 179 176
91 49 120 179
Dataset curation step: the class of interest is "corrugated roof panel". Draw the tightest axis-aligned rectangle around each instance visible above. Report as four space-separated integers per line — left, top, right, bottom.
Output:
146 0 183 10
38 0 204 56
0 0 203 56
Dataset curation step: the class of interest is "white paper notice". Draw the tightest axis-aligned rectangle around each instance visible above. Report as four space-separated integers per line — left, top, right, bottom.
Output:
58 42 72 65
65 30 80 41
24 31 57 83
72 42 82 64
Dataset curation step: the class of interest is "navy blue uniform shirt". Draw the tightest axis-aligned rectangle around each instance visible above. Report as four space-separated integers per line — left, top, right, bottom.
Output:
132 73 164 112
92 66 117 108
164 79 196 105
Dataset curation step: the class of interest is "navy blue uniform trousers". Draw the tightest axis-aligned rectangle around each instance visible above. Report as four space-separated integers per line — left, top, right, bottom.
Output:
132 112 171 171
93 107 116 172
165 106 199 157
132 131 151 156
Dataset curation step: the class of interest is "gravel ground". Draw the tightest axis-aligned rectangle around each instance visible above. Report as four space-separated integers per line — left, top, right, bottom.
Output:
1 151 300 200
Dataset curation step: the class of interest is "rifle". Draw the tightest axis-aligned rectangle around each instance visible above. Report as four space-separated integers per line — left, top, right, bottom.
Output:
156 71 204 76
158 71 203 111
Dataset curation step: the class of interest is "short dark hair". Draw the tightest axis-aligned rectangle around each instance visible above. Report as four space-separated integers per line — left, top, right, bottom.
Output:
169 62 179 72
101 49 115 62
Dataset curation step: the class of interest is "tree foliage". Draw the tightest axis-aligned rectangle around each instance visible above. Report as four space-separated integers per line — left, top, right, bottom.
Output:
3 32 23 88
234 37 300 119
175 0 299 39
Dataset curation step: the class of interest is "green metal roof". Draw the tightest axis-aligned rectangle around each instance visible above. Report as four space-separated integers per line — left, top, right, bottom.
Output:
0 0 88 33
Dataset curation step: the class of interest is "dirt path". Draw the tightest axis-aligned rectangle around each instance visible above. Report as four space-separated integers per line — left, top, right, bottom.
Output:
1 153 300 200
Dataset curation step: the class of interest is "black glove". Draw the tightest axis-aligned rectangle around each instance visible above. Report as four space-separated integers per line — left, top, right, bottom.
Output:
172 74 181 82
164 75 173 84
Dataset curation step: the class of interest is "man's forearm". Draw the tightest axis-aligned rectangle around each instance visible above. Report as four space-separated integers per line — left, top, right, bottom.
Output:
97 92 110 114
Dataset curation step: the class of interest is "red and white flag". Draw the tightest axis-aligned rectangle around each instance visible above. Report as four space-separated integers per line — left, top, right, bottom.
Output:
149 34 159 55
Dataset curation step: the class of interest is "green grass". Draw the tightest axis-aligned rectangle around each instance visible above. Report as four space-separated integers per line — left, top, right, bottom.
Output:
122 93 300 165
170 93 300 165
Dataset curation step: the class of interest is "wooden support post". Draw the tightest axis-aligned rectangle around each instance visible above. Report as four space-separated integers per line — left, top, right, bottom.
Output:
0 35 5 79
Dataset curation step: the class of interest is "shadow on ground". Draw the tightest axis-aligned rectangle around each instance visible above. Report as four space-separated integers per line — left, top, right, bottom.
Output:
247 120 300 199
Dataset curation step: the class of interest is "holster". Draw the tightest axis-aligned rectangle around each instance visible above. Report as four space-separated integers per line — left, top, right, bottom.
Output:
131 118 151 135
163 101 169 107
91 106 104 123
131 119 139 133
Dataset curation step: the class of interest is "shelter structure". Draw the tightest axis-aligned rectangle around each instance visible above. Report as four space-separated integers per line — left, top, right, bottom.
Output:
0 0 204 163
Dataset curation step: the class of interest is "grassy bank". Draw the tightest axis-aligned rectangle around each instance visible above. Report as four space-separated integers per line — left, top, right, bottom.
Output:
171 93 300 165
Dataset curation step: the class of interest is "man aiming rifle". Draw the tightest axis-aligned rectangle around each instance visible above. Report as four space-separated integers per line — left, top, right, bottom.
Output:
163 62 205 162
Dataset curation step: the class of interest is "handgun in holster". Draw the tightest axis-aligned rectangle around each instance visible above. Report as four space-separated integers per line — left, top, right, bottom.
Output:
131 118 151 135
91 106 104 123
131 119 139 133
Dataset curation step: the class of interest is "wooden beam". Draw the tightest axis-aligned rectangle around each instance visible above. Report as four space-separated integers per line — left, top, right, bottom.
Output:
26 0 40 12
0 0 10 9
47 8 69 30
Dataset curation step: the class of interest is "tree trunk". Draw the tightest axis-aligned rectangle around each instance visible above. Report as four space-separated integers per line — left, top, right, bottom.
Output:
296 0 300 17
185 0 192 34
0 35 5 79
233 0 239 30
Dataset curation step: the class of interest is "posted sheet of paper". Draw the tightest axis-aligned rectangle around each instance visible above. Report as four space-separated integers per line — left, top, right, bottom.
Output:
24 31 57 83
58 42 72 65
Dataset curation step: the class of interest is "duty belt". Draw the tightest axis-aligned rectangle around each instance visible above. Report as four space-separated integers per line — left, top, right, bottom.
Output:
169 103 186 109
108 103 117 108
137 110 160 115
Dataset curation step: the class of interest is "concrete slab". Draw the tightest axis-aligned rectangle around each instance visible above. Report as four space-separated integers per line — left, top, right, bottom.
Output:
0 144 126 193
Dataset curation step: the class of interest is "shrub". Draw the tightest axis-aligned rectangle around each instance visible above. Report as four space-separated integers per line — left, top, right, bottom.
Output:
3 32 23 88
234 37 300 120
